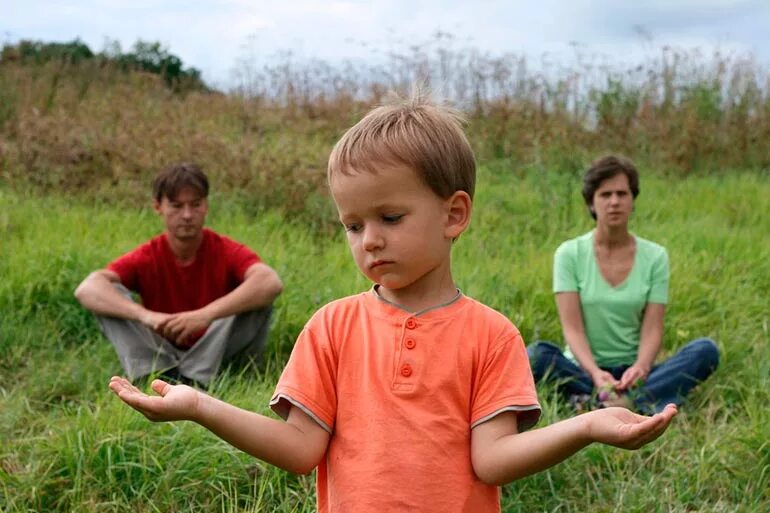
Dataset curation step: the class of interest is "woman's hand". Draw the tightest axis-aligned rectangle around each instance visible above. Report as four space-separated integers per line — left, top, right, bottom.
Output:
584 404 677 450
591 369 619 390
109 376 202 422
617 363 650 391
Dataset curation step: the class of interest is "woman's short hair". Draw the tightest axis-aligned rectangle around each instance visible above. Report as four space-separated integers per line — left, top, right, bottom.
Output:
152 162 209 202
582 154 639 219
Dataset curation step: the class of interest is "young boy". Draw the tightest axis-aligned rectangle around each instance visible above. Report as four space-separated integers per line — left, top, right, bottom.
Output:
109 94 677 512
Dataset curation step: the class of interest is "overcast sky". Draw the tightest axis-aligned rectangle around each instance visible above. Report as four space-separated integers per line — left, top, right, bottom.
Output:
4 1 770 89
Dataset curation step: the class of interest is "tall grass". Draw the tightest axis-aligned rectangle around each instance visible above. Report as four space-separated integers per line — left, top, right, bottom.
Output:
1 39 769 231
2 166 768 511
1 39 768 511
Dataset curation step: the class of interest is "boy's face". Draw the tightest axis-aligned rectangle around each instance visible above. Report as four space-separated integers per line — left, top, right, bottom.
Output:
330 164 469 301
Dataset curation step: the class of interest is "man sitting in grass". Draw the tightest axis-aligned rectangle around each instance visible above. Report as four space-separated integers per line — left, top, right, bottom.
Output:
109 95 677 512
76 163 283 388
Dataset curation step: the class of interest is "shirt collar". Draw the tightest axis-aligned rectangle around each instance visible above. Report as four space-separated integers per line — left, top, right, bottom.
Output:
371 284 463 317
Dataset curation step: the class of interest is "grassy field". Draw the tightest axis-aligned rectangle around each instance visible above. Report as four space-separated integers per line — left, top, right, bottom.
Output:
1 165 768 512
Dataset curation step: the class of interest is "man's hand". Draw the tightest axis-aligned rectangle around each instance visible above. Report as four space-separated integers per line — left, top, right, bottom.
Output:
584 404 677 450
109 376 202 422
139 310 174 331
156 309 214 347
617 363 650 391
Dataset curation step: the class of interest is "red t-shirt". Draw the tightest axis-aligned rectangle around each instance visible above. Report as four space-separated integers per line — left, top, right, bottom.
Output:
107 228 261 341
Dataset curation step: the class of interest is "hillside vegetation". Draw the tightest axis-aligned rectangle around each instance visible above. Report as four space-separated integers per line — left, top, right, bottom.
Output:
1 40 768 512
1 37 768 226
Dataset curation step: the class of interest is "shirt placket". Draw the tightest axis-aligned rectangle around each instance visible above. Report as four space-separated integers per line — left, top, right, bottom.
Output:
393 316 420 390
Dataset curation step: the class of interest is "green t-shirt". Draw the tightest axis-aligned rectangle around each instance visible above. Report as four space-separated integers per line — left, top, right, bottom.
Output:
553 230 669 367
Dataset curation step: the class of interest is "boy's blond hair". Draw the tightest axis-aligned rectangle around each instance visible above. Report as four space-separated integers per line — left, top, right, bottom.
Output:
328 91 476 199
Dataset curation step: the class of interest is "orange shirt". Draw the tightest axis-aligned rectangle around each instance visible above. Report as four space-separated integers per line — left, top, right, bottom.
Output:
271 290 540 513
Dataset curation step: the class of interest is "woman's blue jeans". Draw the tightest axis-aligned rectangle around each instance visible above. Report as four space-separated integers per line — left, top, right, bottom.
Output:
526 338 719 414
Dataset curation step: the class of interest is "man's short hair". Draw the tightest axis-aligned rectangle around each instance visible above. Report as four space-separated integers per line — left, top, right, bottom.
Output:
327 91 476 200
152 163 209 202
582 154 640 219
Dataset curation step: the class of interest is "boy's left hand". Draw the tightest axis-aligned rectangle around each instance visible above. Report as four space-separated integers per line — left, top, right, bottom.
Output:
585 404 677 450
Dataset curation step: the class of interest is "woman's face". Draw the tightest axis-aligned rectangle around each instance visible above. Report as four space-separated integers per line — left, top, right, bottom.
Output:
591 172 634 228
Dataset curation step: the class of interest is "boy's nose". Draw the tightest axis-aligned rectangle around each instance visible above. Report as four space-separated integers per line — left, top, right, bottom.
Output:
362 228 384 251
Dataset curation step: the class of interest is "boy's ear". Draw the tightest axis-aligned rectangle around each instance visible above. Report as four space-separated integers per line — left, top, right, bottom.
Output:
444 191 472 239
153 199 162 214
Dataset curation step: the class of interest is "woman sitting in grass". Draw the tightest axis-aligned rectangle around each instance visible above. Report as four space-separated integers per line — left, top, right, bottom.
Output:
527 154 719 413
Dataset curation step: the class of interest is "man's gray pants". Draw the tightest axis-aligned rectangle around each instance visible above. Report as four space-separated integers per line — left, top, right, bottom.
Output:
97 284 272 386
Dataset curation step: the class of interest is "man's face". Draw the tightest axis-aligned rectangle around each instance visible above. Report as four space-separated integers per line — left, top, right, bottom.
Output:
154 186 208 242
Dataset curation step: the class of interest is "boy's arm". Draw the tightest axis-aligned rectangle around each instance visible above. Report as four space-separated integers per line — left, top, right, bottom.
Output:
470 405 677 486
109 377 330 475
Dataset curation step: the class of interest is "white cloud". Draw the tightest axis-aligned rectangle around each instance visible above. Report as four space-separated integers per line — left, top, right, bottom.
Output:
3 0 768 87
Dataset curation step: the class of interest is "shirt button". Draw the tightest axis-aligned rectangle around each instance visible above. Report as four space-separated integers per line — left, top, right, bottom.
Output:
406 319 417 329
405 338 416 349
401 364 413 377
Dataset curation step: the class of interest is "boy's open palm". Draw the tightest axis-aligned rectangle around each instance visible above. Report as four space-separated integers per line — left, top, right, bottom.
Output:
109 376 201 422
586 404 677 449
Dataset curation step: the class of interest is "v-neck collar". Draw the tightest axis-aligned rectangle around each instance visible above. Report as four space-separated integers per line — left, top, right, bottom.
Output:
590 229 637 289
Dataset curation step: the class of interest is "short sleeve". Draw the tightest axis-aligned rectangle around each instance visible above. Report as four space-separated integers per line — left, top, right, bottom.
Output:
106 245 148 291
647 247 669 304
470 329 541 432
553 240 578 293
223 238 261 282
270 318 337 433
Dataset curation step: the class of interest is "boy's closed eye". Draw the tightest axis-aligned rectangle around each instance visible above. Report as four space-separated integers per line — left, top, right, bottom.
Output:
343 214 403 232
381 213 404 224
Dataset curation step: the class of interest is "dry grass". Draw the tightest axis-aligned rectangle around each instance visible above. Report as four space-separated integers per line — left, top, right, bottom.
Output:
1 42 768 233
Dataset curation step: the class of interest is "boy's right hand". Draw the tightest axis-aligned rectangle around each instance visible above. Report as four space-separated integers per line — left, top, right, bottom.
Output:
109 376 201 422
584 404 677 450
